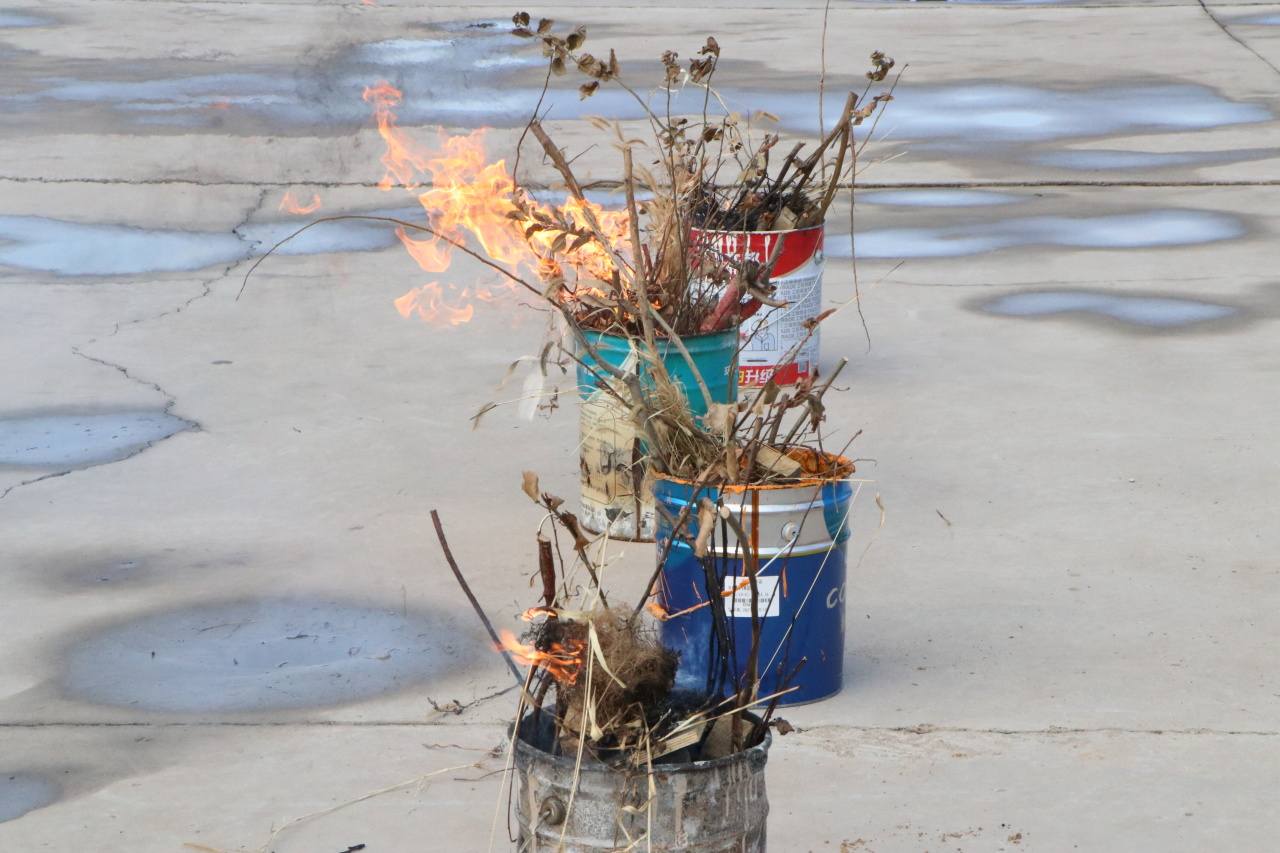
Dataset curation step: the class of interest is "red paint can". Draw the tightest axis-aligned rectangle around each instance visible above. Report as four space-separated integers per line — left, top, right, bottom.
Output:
691 224 825 388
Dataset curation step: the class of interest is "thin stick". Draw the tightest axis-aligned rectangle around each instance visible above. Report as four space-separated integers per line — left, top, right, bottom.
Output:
431 509 525 685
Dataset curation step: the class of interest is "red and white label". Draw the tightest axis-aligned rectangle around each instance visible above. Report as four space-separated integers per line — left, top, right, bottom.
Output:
692 225 825 388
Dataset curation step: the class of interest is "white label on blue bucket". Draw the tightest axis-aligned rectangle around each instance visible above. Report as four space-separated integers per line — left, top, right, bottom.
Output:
723 576 781 618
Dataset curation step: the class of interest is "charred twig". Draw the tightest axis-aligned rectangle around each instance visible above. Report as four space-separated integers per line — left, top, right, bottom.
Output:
430 509 525 684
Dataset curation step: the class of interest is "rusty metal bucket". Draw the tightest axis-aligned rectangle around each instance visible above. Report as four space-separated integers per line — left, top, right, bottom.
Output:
512 712 771 852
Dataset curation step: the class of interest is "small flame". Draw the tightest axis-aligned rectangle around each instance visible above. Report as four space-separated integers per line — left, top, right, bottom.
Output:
279 191 323 215
364 80 630 326
497 629 586 684
394 283 474 326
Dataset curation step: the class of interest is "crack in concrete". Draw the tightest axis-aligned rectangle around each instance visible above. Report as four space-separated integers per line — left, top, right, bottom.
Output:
0 195 276 502
104 186 270 341
0 469 73 501
1195 0 1280 80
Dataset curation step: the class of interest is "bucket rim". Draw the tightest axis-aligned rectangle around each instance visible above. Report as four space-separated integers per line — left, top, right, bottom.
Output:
690 222 825 237
509 712 772 774
580 326 741 343
655 450 855 492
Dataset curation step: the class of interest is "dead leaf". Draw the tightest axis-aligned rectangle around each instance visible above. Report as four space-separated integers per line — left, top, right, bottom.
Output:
558 511 591 551
521 471 541 502
702 401 736 435
755 445 803 477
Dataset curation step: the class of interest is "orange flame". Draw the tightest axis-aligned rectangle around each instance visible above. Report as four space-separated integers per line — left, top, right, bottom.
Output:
279 191 323 215
497 629 586 684
393 283 474 326
363 79 630 326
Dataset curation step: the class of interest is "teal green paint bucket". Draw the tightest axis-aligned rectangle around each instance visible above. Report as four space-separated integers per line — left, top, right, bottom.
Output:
575 329 738 416
578 329 738 540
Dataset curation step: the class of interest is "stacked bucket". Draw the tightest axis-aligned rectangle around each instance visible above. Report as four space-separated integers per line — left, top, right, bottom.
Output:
577 224 852 706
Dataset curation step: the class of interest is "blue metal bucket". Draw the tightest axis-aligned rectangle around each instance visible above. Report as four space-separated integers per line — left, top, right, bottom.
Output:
653 458 854 705
577 329 738 540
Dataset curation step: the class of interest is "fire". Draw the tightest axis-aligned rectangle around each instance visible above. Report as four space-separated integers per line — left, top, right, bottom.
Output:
279 191 323 215
362 80 630 325
497 629 586 684
393 283 474 326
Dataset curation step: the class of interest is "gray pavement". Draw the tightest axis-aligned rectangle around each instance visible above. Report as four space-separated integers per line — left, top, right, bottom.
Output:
1 1 1278 850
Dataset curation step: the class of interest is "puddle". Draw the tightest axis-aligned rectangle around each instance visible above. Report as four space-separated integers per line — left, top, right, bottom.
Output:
826 210 1243 259
860 189 1027 207
2 19 1269 147
238 212 405 257
1236 13 1280 25
0 772 60 823
0 209 412 277
0 11 52 27
979 290 1240 327
1028 149 1273 171
0 216 246 276
534 82 1271 147
2 30 539 130
62 598 475 712
852 84 1270 145
0 411 191 467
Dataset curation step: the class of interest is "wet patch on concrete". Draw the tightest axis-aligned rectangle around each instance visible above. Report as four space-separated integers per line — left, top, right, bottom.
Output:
0 411 192 468
0 27 540 132
0 216 246 276
860 189 1027 207
574 82 1271 148
0 11 53 28
1 19 1269 149
867 84 1270 146
0 772 60 823
1235 13 1280 26
38 547 253 592
0 209 412 277
78 557 150 585
62 598 476 712
827 210 1244 259
1028 148 1277 171
975 289 1243 330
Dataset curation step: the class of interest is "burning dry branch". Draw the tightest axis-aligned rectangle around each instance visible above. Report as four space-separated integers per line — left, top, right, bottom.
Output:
506 473 806 777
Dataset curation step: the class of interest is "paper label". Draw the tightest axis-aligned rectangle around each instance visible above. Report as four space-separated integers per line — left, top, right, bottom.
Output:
722 575 781 618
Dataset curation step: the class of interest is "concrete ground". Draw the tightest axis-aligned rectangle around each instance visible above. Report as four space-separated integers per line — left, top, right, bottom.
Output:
1 0 1278 850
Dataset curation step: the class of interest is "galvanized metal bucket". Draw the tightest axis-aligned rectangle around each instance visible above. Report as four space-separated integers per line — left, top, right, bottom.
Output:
577 328 738 541
690 225 825 389
512 712 771 852
653 454 854 705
